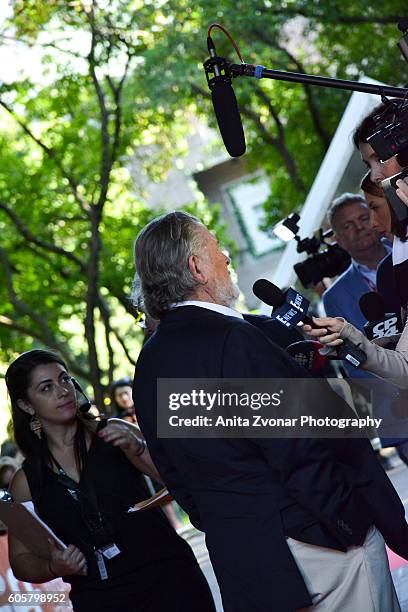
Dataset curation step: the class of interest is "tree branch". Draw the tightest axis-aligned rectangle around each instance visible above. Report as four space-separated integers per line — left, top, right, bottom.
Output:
86 9 112 210
191 82 306 192
113 330 137 366
250 84 286 141
97 293 115 385
0 314 48 345
22 243 72 279
0 34 87 59
0 201 86 271
256 8 405 25
0 98 91 215
251 28 331 149
106 49 132 167
305 14 405 25
98 294 137 366
0 247 89 380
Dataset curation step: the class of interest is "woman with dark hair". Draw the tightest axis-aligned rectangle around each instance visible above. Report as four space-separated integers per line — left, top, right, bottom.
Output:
354 105 408 315
110 378 137 423
360 171 393 241
353 102 403 185
361 171 407 243
6 349 215 612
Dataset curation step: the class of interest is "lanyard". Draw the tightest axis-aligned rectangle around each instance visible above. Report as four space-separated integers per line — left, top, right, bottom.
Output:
48 427 115 549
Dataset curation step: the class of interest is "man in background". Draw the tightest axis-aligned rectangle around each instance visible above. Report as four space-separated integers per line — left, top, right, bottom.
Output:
323 193 389 326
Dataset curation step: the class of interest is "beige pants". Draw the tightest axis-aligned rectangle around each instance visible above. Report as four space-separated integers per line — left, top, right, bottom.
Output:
287 526 401 611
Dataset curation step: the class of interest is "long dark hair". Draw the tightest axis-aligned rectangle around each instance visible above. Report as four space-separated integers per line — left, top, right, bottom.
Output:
360 170 408 242
353 103 386 148
6 349 95 491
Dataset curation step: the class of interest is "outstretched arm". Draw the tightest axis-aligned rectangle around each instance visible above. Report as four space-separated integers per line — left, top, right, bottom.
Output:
303 316 408 384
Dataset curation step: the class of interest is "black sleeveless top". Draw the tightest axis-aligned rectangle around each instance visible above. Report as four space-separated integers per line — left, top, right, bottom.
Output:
23 432 195 597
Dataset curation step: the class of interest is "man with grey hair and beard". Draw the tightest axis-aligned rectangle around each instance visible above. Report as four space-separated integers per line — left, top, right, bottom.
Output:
132 211 408 612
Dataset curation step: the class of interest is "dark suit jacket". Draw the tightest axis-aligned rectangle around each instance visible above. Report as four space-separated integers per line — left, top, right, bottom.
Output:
323 263 373 383
377 252 402 315
323 263 372 329
243 313 303 349
133 306 408 612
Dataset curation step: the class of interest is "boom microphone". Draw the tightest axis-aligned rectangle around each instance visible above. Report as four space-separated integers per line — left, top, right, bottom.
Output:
204 37 246 157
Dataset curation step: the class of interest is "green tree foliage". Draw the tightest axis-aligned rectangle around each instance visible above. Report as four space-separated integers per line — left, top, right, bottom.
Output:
0 0 226 405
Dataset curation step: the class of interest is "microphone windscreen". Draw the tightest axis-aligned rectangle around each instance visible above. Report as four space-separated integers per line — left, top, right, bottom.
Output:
253 279 284 307
359 292 385 322
211 80 246 157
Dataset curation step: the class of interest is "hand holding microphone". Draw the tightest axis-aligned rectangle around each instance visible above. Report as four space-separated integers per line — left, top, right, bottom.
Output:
253 278 366 368
252 277 342 337
303 292 403 347
396 175 408 206
302 316 346 347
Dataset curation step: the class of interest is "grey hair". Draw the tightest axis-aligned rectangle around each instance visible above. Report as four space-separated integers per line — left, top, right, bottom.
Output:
327 193 367 228
131 211 206 319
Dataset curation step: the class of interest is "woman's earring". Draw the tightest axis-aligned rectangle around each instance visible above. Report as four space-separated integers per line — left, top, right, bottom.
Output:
29 415 42 439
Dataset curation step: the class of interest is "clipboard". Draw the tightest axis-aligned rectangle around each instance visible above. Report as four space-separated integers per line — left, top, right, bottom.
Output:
0 500 66 558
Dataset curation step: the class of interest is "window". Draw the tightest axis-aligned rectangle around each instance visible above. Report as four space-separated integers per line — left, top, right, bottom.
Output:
224 174 281 258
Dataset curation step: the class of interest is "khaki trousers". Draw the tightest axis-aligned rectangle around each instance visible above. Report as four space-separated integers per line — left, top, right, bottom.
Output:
287 526 401 611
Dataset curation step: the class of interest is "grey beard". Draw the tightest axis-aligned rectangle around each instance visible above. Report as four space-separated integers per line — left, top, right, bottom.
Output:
214 279 240 308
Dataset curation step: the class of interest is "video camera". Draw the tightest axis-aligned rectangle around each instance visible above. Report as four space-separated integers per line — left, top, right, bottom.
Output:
368 98 408 222
273 213 350 288
365 19 408 221
367 98 408 164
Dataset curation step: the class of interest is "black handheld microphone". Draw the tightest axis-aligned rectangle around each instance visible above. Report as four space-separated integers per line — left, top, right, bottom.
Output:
253 279 366 368
252 278 316 327
359 292 403 341
204 37 246 157
287 340 331 373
